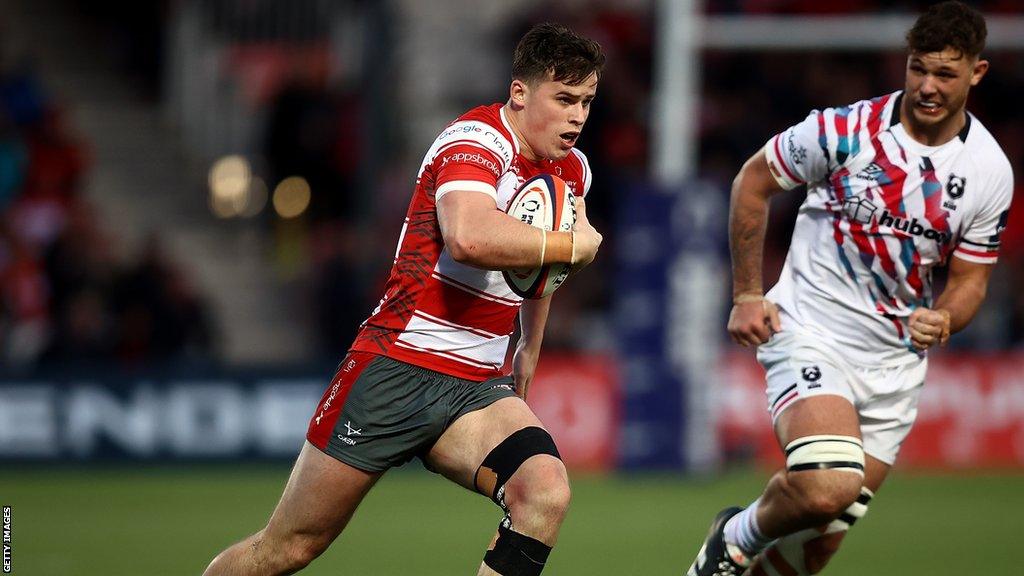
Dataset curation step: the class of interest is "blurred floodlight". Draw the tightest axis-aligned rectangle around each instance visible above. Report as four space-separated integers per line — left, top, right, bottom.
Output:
241 177 269 218
273 176 311 219
209 155 252 218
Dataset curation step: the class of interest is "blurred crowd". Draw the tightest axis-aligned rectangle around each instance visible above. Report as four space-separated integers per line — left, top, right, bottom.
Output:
0 59 215 373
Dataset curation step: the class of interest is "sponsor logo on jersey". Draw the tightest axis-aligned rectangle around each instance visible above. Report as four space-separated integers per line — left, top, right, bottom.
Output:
878 210 950 243
439 124 482 140
441 151 500 177
855 162 885 181
787 135 807 166
483 130 512 164
314 369 348 426
843 196 878 224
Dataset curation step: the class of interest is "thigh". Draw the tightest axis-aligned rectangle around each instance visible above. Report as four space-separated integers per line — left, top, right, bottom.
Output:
264 441 383 544
775 395 861 447
424 396 550 491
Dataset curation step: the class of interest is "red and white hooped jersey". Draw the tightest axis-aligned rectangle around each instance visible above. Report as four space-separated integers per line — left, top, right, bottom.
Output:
350 104 592 381
764 91 1013 365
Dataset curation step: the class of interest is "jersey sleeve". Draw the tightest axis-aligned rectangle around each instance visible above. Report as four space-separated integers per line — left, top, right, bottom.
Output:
434 144 504 202
763 110 830 190
570 148 593 198
953 164 1014 264
427 120 514 202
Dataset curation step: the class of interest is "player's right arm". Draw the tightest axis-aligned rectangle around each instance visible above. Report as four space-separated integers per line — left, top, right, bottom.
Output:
727 149 785 347
728 107 837 347
437 190 601 270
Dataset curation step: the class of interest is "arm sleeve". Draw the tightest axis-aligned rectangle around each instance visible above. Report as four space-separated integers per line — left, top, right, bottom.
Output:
570 148 593 198
953 165 1014 264
763 110 831 190
433 143 504 202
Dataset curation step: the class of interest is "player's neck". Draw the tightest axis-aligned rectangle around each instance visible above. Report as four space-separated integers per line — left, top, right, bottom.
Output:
502 102 541 162
900 98 968 147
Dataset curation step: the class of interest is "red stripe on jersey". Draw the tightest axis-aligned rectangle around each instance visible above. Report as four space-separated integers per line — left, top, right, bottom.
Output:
772 135 803 183
306 352 377 450
869 134 923 298
830 167 878 276
416 279 519 335
870 235 900 306
880 304 906 340
892 315 905 340
432 272 521 305
867 94 891 134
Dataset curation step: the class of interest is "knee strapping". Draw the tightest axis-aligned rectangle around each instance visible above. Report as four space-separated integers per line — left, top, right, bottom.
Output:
483 525 552 576
760 487 874 576
785 435 865 477
474 426 561 506
829 485 873 531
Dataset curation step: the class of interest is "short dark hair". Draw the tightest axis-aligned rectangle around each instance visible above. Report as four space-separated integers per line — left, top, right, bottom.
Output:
512 23 605 86
906 1 987 59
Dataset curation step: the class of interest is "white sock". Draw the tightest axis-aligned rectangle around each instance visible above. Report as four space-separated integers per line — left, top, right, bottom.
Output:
723 498 775 556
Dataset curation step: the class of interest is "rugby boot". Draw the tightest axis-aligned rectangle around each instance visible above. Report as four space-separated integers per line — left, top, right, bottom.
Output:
685 506 751 576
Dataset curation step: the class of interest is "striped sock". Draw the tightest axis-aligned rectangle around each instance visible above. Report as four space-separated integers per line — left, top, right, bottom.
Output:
723 498 775 556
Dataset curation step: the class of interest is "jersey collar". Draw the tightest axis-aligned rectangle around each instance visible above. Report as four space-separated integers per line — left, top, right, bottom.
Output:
890 91 972 143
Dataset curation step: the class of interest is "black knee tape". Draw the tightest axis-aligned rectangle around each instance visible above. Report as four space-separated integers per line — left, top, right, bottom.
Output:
483 525 552 576
474 426 561 504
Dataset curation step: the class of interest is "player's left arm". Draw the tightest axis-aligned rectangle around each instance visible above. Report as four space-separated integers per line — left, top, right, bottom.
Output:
909 257 993 350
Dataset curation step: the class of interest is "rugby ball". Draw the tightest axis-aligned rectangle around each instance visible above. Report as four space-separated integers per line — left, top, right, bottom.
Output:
502 174 577 299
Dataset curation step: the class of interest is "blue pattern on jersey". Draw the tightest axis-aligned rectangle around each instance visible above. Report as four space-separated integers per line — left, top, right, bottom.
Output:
835 107 852 165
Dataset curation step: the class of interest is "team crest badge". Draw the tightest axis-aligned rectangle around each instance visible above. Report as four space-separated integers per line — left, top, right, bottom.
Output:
946 173 966 199
801 366 822 382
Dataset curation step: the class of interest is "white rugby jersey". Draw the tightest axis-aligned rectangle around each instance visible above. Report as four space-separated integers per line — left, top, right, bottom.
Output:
350 104 592 381
763 91 1013 365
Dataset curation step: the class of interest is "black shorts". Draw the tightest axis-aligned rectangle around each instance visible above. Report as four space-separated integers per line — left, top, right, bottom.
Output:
306 352 518 472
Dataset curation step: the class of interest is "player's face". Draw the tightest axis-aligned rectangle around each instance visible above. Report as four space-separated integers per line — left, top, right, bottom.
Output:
513 72 598 161
903 48 988 134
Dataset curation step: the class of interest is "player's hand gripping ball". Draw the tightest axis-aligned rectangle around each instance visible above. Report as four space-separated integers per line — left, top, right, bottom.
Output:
503 174 577 299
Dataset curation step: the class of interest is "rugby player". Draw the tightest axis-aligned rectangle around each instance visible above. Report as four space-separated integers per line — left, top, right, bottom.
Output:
204 23 604 576
685 3 1013 575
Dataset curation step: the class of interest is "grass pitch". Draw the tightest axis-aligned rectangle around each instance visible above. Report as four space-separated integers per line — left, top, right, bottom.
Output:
2 465 1020 575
